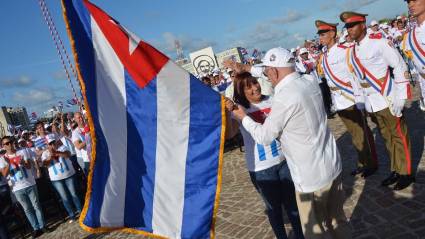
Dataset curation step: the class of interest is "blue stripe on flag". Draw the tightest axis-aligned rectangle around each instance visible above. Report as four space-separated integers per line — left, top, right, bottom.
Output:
257 144 266 161
123 71 156 231
34 138 46 149
181 74 223 239
64 0 110 228
270 140 279 157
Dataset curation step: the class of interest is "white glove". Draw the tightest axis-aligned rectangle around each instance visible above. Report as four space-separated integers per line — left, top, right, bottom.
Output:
390 98 406 117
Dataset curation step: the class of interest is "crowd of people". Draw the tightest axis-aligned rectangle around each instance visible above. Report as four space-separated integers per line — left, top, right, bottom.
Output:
0 111 92 238
1 0 424 239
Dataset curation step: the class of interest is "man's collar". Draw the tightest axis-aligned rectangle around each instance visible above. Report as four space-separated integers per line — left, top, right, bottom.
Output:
274 72 301 93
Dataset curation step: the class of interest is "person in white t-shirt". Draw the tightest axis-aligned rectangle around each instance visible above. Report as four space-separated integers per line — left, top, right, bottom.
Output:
225 72 303 239
42 134 82 222
72 112 91 175
18 138 41 180
0 136 47 237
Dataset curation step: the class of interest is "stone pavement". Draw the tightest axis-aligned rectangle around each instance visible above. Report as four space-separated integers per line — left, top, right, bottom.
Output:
23 89 425 239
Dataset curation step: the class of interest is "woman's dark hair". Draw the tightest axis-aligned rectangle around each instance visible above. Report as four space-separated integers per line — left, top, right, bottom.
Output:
34 121 44 131
233 72 263 109
201 76 211 86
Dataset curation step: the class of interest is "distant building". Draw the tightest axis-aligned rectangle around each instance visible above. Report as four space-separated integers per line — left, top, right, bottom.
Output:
0 106 30 137
0 107 11 137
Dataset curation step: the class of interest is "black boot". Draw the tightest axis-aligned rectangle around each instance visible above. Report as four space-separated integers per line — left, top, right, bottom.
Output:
381 171 400 186
361 167 378 178
393 175 415 191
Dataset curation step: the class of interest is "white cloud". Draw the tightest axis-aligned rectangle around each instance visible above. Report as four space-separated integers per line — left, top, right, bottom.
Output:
0 75 35 88
271 10 307 25
320 0 337 10
343 0 382 10
149 32 217 58
12 88 55 104
52 70 67 81
9 87 76 115
320 0 383 11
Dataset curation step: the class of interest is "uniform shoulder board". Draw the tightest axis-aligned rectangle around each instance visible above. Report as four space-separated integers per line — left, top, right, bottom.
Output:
369 32 383 39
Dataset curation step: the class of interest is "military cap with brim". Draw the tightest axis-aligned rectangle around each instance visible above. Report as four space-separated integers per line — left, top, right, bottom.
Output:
315 20 339 34
340 11 368 26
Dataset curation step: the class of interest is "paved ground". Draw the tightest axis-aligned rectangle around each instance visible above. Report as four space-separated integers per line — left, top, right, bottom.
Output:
13 87 425 239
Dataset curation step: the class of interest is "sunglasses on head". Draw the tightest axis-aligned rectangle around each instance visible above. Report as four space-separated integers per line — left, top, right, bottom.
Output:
345 22 362 29
48 141 56 146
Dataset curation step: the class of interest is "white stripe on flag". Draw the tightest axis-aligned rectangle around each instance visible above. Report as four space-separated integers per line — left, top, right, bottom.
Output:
91 17 128 227
152 61 190 238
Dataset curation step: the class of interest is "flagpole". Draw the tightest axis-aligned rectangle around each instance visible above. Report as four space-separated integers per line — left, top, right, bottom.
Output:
38 0 84 112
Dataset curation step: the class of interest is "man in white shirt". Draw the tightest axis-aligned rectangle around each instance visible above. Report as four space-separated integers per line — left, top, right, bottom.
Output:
341 11 414 190
230 47 350 239
72 112 90 175
315 20 378 177
402 0 425 111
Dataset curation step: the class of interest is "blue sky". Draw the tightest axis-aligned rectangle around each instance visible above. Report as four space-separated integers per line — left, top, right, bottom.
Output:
0 0 405 115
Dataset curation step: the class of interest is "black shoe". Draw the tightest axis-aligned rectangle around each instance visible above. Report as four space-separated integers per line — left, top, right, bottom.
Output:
31 230 42 239
381 171 400 186
393 175 415 191
351 167 365 176
361 167 378 178
41 226 51 233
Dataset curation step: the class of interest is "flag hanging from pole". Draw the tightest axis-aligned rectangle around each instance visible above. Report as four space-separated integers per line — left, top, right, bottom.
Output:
30 112 38 120
61 0 225 238
67 97 79 105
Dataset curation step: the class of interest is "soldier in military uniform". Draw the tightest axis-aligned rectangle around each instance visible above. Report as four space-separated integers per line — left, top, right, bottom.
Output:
340 11 415 190
315 20 378 178
402 0 425 111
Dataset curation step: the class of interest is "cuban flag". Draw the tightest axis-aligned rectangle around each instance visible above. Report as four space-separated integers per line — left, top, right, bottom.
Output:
7 124 15 135
239 47 248 55
251 49 259 59
67 97 79 105
31 112 38 120
58 101 64 111
62 0 225 238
